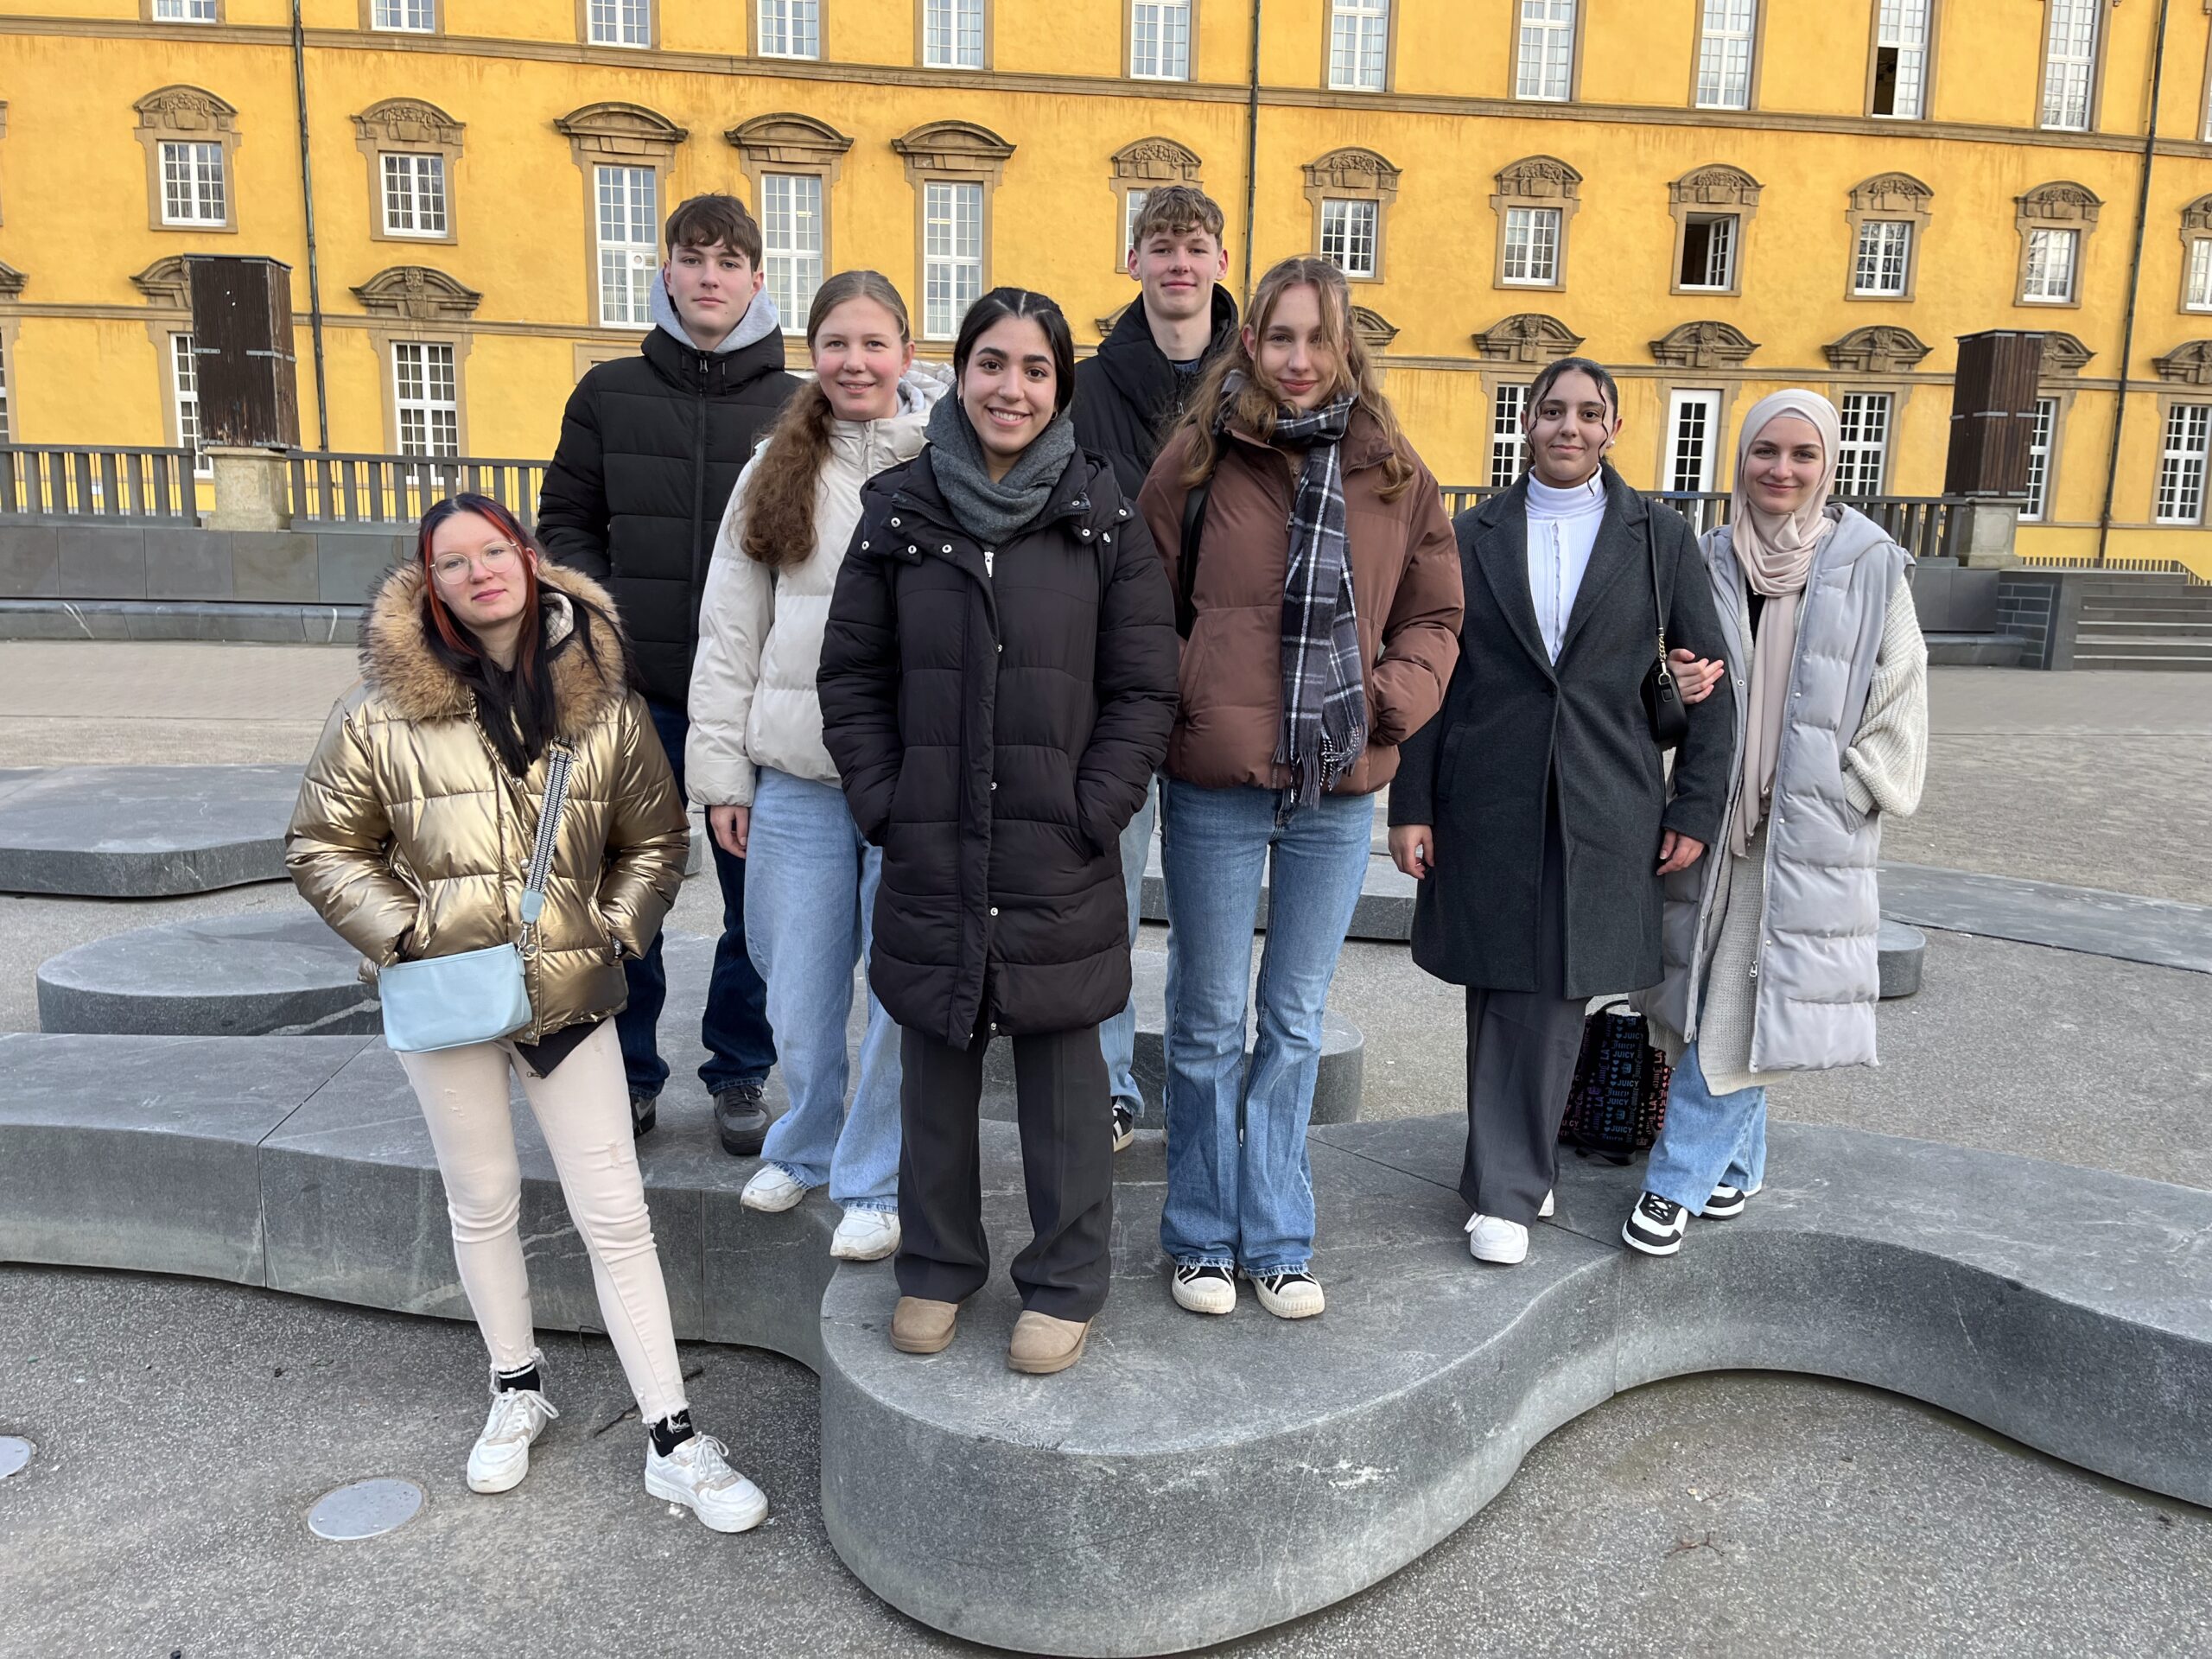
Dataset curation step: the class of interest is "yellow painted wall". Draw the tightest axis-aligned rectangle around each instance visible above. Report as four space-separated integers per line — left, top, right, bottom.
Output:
5 0 2212 556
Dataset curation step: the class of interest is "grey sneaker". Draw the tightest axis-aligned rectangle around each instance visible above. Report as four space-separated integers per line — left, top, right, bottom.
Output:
715 1083 770 1157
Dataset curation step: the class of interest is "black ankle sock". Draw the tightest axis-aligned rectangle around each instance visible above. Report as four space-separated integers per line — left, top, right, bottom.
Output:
493 1363 541 1395
649 1409 696 1457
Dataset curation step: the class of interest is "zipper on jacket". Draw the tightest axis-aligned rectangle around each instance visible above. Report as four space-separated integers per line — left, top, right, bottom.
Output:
690 356 711 604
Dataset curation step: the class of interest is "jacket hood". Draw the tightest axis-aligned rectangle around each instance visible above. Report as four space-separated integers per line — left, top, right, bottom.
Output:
651 273 784 355
642 285 790 397
1704 499 1910 582
1096 286 1238 416
360 559 631 741
827 361 952 464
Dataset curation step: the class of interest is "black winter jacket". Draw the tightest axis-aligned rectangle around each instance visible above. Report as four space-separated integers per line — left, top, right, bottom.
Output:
537 325 799 706
817 445 1179 1050
1389 468 1732 999
1071 286 1238 502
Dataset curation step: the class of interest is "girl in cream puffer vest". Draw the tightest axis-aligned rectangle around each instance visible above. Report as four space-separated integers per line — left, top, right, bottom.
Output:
686 270 950 1261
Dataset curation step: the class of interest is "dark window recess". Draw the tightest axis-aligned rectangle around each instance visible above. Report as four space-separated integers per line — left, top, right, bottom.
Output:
1872 47 1901 116
1678 214 1736 289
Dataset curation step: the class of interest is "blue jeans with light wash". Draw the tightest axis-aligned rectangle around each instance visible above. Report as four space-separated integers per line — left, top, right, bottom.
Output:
1158 779 1374 1277
741 766 900 1213
1643 1039 1768 1216
1100 776 1159 1117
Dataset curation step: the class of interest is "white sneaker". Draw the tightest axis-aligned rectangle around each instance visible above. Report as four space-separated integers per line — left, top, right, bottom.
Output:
1248 1270 1325 1319
741 1165 808 1213
1540 1191 1555 1219
467 1378 559 1495
1171 1262 1236 1315
1465 1214 1530 1264
830 1207 900 1262
644 1433 768 1534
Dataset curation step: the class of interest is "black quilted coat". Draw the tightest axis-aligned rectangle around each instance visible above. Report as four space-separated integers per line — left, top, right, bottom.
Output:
537 326 799 706
818 446 1179 1050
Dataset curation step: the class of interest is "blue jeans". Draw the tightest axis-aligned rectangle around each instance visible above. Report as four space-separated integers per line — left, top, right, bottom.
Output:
744 767 900 1211
617 700 775 1099
1643 1039 1768 1215
1159 779 1373 1276
1099 776 1158 1116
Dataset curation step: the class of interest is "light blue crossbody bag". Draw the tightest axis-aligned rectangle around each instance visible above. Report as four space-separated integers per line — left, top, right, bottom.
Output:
378 742 577 1054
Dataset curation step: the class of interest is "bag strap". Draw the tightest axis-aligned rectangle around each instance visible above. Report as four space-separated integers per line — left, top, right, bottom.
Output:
1644 510 1675 691
518 741 576 949
1175 472 1213 640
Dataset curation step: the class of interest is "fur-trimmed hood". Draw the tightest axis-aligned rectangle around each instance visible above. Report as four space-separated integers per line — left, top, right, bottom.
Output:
359 559 631 741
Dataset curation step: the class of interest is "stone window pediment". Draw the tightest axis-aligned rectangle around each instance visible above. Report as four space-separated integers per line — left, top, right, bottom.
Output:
352 264 482 322
1824 324 1933 374
1848 172 1933 215
1351 306 1397 353
2153 340 2212 386
132 257 191 310
1493 156 1581 206
1303 147 1402 200
2183 194 2212 235
1110 137 1204 187
1669 164 1761 211
134 84 242 233
892 120 1016 183
135 85 238 137
2018 181 2102 228
1649 320 1758 370
1471 312 1585 365
353 99 464 149
0 260 24 300
726 112 855 171
2039 331 2094 377
554 102 689 162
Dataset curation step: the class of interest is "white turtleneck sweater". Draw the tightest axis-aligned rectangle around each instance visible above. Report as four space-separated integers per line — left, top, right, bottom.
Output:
1524 472 1608 662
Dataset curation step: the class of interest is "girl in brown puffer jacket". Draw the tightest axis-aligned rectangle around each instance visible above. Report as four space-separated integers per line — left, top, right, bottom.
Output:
287 494 763 1534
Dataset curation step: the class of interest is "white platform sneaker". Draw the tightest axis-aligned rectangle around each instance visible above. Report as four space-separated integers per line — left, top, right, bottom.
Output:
467 1372 559 1495
1465 1214 1530 1264
644 1433 769 1534
830 1207 901 1262
741 1165 808 1213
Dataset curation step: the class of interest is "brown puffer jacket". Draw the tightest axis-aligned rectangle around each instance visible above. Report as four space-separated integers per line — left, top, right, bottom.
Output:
1137 410 1463 796
286 561 689 1045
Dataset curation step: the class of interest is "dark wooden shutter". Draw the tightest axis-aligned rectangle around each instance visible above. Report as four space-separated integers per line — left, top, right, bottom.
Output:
185 256 301 450
1944 329 2044 498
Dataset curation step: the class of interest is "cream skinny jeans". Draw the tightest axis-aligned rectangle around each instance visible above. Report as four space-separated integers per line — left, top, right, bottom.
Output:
397 1020 688 1423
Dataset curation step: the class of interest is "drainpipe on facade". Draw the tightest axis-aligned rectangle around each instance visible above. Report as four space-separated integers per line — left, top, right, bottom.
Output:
1241 0 1262 302
2096 0 2173 568
290 0 330 453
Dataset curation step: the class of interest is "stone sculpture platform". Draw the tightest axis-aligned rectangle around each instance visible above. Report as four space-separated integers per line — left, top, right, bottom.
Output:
0 765 302 896
3 1025 2207 1655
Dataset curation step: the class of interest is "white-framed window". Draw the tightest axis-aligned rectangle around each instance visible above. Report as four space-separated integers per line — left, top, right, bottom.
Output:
1121 188 1150 269
152 0 218 19
2041 0 2098 131
2022 396 2056 522
159 141 226 226
371 0 435 29
2189 238 2212 312
394 341 460 458
924 0 985 67
1489 384 1529 487
1516 0 1575 102
1694 0 1754 111
594 164 657 329
588 0 651 48
1319 198 1378 279
1666 390 1722 494
923 180 983 340
1871 0 1929 118
1836 391 1891 496
2156 403 2210 524
2023 227 2079 303
1679 213 1738 290
1501 206 1560 286
760 173 823 332
1853 219 1912 296
1131 0 1192 79
1329 0 1389 92
380 154 448 238
170 334 211 478
757 0 819 57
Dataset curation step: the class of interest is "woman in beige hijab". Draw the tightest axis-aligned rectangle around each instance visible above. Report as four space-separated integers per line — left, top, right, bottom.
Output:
1626 390 1929 1257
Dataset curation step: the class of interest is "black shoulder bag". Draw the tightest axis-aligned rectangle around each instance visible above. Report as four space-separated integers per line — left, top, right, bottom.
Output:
1639 511 1691 751
1174 470 1213 640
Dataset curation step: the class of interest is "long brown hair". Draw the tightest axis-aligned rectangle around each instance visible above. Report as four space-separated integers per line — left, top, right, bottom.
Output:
1175 256 1415 501
741 270 912 568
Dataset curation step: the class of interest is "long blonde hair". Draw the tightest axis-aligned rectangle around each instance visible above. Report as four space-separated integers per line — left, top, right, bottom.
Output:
741 270 911 568
1174 256 1415 501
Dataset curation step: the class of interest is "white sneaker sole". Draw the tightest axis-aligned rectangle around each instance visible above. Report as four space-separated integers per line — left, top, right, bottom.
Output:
1540 1191 1555 1218
1171 1275 1236 1316
1250 1281 1325 1320
644 1468 768 1534
830 1223 901 1262
1110 1123 1136 1154
467 1454 529 1496
741 1177 807 1214
1622 1223 1686 1257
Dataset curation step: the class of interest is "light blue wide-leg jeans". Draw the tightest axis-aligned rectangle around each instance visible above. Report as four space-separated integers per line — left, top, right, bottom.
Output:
1643 1039 1768 1216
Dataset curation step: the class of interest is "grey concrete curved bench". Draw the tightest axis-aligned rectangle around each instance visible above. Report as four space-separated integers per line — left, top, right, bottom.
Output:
0 765 302 896
2 1026 2205 1656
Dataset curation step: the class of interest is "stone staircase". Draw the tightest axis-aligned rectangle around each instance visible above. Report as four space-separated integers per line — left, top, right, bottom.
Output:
2071 574 2212 671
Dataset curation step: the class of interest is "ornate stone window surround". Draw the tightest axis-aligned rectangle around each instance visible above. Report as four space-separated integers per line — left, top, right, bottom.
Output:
352 265 481 455
892 120 1014 340
130 257 200 454
1303 147 1400 284
2178 194 2212 315
727 114 852 333
555 102 689 332
1842 172 1934 303
134 86 242 235
1489 156 1580 293
2013 181 2101 311
1667 164 1760 298
2025 333 2094 523
353 99 464 247
1108 137 1204 273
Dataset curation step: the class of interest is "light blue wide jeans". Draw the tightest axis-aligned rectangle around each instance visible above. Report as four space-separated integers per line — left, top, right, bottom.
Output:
742 766 900 1212
1158 779 1373 1276
1100 775 1159 1117
1643 1039 1768 1215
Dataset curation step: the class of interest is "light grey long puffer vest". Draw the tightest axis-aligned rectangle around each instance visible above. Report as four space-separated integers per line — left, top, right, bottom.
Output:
1646 505 1910 1074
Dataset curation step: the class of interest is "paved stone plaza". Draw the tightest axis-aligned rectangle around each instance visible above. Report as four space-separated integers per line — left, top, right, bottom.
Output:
3 641 2210 1657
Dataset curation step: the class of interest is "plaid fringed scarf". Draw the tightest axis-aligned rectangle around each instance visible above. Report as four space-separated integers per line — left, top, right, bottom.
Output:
1238 382 1367 818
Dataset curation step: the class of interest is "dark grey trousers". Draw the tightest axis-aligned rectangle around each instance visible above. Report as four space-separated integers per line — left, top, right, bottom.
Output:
896 1020 1115 1323
1460 798 1587 1227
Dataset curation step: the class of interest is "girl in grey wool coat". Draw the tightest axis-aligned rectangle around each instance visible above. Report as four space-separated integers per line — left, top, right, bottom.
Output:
1626 389 1929 1258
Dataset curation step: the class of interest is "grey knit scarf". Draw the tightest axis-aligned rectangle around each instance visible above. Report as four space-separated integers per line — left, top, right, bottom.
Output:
924 396 1080 547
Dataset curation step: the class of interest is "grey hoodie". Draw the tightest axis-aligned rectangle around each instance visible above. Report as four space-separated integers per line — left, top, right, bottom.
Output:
650 273 785 356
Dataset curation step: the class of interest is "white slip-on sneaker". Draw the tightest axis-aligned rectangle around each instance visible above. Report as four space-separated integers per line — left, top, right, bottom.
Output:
644 1433 768 1534
1248 1270 1325 1320
467 1379 559 1495
1465 1214 1530 1265
830 1207 900 1262
1623 1191 1689 1255
740 1165 808 1214
1540 1191 1555 1219
1171 1262 1236 1315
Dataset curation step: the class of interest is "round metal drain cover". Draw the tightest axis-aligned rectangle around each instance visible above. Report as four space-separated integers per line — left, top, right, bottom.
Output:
308 1477 423 1540
0 1437 31 1479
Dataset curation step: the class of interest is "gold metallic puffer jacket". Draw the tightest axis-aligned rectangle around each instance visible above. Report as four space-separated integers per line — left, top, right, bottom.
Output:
286 560 689 1044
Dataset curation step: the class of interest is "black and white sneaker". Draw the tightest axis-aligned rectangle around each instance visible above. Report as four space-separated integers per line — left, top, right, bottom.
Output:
1623 1192 1688 1256
1171 1262 1236 1315
1111 1102 1137 1154
1249 1270 1325 1320
1702 1182 1763 1220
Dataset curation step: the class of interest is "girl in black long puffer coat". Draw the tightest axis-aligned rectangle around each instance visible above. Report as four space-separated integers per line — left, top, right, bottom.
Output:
818 287 1178 1376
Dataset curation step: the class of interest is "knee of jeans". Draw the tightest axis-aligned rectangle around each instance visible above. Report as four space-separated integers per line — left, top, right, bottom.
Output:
445 1180 522 1244
572 1140 658 1262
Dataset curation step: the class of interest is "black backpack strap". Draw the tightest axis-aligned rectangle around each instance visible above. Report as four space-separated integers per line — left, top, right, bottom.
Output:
1176 473 1212 640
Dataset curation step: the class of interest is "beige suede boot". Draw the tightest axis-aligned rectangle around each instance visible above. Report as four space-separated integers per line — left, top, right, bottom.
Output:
1007 1310 1091 1375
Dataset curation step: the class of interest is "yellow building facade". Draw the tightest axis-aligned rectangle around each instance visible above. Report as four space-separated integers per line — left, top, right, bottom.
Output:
6 0 2212 565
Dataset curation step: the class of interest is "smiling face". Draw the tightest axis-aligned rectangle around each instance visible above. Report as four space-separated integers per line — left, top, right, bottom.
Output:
958 315 1059 479
1130 223 1227 324
1523 368 1620 488
428 509 532 632
1742 414 1828 515
1244 281 1338 412
663 238 765 350
811 296 913 423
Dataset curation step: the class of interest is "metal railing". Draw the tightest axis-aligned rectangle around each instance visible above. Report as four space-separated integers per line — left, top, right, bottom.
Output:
287 451 547 532
0 444 200 522
1439 485 1960 562
2016 550 2212 586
